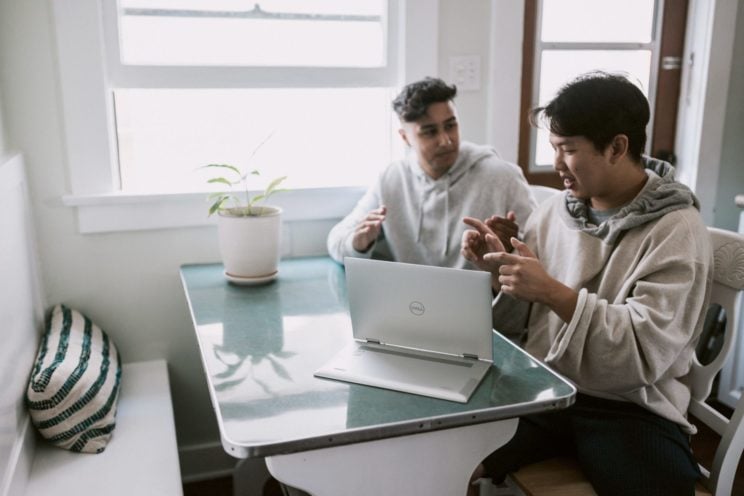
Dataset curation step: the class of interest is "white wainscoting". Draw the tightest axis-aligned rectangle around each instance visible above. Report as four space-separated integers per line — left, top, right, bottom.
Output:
0 153 45 496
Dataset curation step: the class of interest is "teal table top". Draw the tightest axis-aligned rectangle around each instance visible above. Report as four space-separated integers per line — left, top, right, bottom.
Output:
180 257 575 458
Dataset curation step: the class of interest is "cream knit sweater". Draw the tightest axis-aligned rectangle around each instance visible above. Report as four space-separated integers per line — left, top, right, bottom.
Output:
494 158 713 433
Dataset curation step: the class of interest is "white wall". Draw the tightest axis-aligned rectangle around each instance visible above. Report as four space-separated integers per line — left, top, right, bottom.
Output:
0 88 7 157
713 3 744 231
437 0 492 146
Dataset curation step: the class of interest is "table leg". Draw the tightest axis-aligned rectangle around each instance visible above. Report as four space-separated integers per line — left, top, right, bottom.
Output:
265 419 518 496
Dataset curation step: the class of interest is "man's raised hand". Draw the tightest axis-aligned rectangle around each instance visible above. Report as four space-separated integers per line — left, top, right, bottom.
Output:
485 211 519 252
352 206 387 252
460 216 507 272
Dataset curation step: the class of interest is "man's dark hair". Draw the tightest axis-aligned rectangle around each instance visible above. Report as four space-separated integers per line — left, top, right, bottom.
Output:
392 77 457 122
530 71 650 161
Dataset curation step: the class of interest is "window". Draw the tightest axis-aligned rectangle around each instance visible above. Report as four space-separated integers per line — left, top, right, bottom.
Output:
52 0 439 232
115 87 396 192
106 0 398 194
116 1 387 67
524 0 662 172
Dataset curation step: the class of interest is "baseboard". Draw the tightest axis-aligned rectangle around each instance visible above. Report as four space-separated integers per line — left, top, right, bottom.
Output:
178 441 238 483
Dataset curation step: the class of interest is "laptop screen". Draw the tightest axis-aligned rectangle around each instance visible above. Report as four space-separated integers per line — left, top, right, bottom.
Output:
344 258 493 360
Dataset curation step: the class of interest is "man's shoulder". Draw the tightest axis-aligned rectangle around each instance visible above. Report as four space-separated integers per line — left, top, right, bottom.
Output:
647 205 705 233
461 143 524 178
379 157 413 181
629 206 711 259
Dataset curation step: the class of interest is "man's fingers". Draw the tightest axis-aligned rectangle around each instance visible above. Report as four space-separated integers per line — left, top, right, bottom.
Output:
484 251 521 265
487 216 519 235
463 216 495 237
461 245 477 262
462 229 480 243
366 212 386 221
512 238 536 258
484 233 506 253
360 220 382 229
506 210 516 222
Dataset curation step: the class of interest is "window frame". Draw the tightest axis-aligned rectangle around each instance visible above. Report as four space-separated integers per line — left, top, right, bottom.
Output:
524 0 664 173
53 0 438 233
101 1 399 90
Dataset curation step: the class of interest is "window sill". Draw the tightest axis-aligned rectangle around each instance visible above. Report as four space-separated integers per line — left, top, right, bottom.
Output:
63 187 366 234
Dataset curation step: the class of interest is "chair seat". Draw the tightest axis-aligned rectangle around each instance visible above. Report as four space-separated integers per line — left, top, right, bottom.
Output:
509 457 597 496
695 481 713 495
510 456 714 496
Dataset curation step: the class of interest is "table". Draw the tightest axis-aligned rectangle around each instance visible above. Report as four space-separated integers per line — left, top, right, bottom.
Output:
180 257 576 496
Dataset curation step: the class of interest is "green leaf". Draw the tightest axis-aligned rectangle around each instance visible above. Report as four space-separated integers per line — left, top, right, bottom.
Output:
264 176 288 197
207 177 233 187
208 200 223 216
207 194 233 216
250 169 261 176
248 194 265 207
202 164 241 177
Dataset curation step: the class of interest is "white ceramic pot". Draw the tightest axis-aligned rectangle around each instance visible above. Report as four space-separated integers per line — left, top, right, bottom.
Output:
217 206 282 283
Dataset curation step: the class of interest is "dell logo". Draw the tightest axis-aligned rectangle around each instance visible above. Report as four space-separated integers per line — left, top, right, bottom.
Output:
409 301 425 316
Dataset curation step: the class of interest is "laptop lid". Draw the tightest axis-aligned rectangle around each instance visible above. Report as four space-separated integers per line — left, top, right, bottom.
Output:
344 258 493 361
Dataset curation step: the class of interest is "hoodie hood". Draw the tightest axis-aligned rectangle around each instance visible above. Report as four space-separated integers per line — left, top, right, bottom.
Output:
407 142 498 255
562 156 699 244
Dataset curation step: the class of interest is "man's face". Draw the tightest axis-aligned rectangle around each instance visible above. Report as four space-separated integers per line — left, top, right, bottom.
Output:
550 134 614 207
399 100 460 179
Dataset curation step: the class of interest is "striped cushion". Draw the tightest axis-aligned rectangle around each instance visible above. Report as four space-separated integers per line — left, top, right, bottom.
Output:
26 304 122 453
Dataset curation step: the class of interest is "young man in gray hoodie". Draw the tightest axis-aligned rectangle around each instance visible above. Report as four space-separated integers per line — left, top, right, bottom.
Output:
327 77 536 269
462 72 712 495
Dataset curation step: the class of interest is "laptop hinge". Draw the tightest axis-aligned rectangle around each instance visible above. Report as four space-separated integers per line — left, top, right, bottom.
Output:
365 338 381 345
462 353 479 360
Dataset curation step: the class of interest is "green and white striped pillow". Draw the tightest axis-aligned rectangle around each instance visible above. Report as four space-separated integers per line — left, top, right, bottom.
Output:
26 304 122 453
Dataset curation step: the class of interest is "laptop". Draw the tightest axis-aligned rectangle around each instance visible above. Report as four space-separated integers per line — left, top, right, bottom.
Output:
314 257 494 403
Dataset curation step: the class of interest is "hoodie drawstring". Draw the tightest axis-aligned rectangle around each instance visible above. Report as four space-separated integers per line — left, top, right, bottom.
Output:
415 200 424 243
443 175 450 256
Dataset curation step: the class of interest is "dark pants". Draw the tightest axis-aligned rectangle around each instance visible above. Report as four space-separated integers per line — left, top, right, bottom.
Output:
482 394 700 496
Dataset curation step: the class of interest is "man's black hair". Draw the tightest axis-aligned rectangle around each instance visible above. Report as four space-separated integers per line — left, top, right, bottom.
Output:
392 77 457 122
530 71 650 161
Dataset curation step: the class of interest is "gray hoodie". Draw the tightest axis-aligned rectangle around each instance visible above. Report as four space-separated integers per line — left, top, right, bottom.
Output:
327 141 537 268
494 157 713 432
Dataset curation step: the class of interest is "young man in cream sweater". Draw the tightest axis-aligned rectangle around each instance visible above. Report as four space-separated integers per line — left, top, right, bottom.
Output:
462 72 712 495
327 77 536 268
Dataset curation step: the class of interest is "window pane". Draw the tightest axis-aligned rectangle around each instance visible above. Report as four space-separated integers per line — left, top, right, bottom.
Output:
541 0 655 43
115 88 397 193
534 50 651 167
118 0 386 67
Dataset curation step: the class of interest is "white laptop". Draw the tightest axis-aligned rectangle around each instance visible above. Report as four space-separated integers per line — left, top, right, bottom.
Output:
314 257 494 403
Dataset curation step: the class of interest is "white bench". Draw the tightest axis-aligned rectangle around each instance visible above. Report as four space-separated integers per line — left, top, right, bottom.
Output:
1 154 183 496
23 360 183 496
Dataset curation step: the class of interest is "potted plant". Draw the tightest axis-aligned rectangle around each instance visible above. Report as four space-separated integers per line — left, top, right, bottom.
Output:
204 158 287 285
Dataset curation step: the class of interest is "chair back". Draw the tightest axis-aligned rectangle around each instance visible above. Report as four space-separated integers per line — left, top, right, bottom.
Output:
687 226 744 495
688 227 744 403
